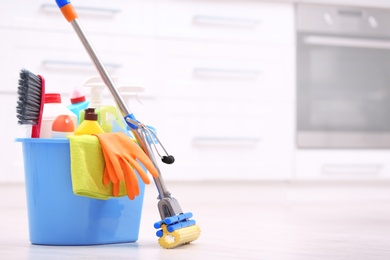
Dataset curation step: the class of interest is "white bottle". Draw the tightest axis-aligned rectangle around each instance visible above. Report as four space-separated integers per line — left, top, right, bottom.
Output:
40 93 77 138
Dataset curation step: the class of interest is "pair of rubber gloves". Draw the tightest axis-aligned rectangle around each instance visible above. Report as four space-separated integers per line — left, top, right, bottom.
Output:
95 132 159 200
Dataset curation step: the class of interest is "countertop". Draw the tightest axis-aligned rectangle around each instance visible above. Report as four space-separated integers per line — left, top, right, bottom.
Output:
2 181 390 259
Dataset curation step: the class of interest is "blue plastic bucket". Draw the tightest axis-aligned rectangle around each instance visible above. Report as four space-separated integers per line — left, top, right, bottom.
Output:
16 138 145 245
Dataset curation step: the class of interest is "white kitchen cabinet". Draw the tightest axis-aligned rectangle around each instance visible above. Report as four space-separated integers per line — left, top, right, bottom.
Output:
0 28 154 94
1 0 296 182
139 36 295 180
0 0 155 36
152 0 294 44
150 100 295 180
146 39 295 102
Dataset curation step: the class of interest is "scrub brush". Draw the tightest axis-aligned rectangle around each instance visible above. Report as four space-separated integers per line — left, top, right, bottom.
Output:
54 0 201 248
16 69 45 138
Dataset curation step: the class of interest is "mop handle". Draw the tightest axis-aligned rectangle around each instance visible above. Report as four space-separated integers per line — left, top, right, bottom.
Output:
55 1 130 117
55 0 171 199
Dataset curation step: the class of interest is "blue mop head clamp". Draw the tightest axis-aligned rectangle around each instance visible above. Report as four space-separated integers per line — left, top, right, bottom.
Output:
154 212 196 236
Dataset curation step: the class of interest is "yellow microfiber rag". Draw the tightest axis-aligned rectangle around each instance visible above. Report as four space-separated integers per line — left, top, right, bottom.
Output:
68 135 127 200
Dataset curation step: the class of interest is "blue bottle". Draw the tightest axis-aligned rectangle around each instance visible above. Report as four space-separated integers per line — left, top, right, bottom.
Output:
67 87 90 124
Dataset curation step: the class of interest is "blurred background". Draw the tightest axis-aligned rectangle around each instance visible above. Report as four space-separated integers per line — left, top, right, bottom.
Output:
3 0 390 183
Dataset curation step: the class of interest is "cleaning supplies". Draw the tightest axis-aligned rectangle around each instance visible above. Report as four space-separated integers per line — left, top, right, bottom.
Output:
16 69 45 138
74 108 104 135
51 115 75 138
40 93 77 138
67 87 89 124
81 76 126 133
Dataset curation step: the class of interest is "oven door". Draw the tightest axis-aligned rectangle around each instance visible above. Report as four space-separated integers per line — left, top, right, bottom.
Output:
297 34 390 148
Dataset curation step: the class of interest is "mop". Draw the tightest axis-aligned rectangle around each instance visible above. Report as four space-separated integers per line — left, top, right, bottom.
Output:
54 0 200 249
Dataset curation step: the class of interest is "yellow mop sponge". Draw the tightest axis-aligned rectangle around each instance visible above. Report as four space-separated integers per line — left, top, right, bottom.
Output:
158 224 201 249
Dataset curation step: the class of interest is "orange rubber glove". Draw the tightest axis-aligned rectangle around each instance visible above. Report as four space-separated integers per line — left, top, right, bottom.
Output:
95 132 159 200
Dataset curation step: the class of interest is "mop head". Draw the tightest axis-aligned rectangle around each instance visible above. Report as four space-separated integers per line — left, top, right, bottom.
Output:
154 212 201 249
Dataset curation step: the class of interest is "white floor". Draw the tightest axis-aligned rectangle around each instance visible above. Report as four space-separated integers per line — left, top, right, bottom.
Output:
2 181 390 259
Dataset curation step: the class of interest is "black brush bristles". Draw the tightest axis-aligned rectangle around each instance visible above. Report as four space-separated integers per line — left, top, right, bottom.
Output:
16 69 43 125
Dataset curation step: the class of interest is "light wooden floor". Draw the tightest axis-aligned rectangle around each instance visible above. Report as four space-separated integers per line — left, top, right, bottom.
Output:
1 181 390 259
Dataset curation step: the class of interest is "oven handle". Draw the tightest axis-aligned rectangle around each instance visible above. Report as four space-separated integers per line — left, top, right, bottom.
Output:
303 35 390 50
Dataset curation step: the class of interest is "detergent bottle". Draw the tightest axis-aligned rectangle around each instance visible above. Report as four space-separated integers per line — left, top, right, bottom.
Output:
80 76 127 133
75 108 105 135
40 93 78 138
51 115 75 138
67 86 89 124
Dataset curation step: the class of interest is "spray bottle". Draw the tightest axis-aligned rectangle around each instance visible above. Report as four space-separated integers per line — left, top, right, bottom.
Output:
80 77 134 133
67 86 90 124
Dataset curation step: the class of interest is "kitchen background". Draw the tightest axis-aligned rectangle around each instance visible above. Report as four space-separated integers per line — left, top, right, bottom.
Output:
2 0 390 183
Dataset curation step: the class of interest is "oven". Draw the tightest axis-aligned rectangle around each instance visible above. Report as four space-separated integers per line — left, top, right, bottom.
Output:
296 4 390 149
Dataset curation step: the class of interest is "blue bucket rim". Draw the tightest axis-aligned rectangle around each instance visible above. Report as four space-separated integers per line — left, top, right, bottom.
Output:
15 138 70 144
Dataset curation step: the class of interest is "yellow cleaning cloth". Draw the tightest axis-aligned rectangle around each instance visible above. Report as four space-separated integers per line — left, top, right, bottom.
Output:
68 135 127 200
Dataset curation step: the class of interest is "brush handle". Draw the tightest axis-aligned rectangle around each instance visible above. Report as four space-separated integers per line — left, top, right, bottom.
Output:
31 75 45 138
31 125 40 138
